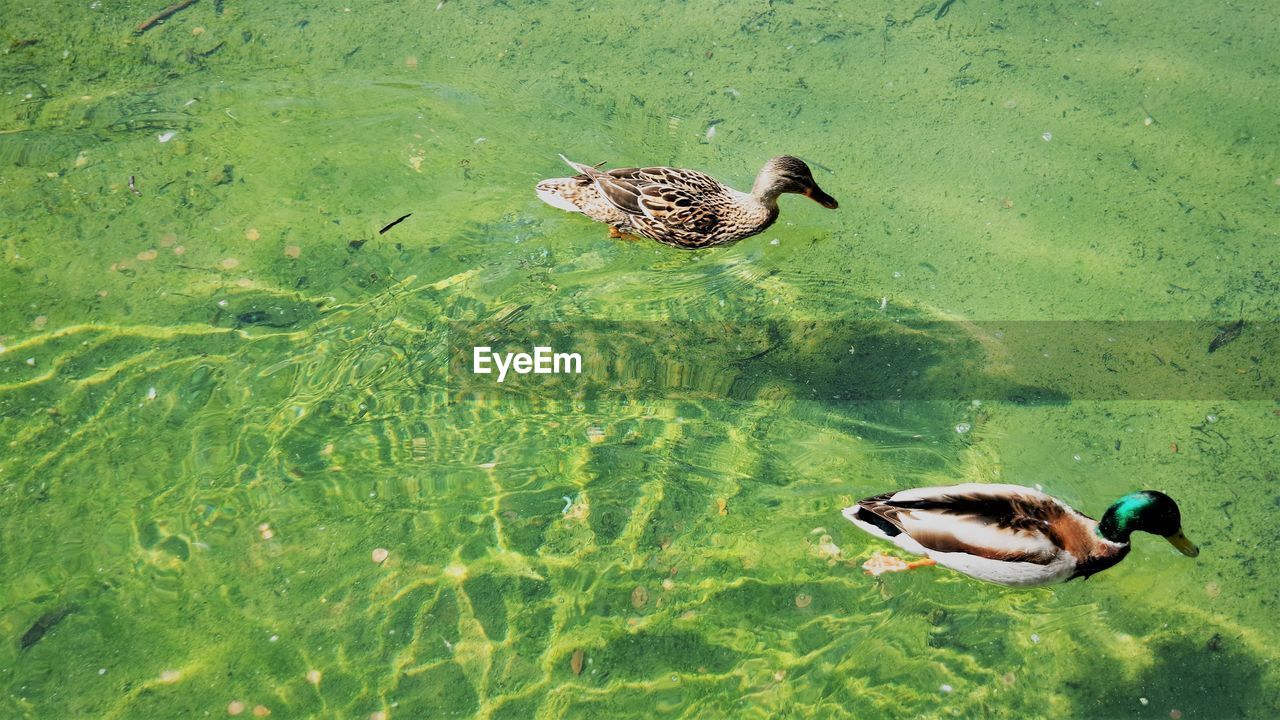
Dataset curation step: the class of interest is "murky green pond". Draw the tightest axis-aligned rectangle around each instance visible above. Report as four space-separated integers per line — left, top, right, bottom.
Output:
2 1 1278 718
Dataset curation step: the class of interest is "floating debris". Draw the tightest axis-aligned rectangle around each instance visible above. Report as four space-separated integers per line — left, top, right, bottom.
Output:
631 585 649 609
227 700 246 716
379 213 413 235
570 649 584 676
794 593 812 609
371 548 389 564
133 0 198 35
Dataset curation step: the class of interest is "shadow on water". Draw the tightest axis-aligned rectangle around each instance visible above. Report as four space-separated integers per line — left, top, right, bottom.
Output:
446 301 1072 413
1069 631 1271 719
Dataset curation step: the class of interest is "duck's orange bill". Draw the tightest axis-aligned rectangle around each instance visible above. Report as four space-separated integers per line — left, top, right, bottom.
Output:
804 187 839 209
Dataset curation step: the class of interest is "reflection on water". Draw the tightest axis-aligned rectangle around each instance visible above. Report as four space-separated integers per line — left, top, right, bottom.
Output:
2 0 1278 718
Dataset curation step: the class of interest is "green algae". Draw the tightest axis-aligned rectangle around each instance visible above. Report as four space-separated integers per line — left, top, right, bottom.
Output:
2 0 1279 718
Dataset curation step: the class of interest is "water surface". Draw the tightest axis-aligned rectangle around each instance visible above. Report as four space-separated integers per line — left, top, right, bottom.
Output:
2 1 1278 718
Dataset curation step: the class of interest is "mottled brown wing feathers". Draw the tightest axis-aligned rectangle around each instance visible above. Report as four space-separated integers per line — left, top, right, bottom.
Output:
587 167 726 227
590 170 645 216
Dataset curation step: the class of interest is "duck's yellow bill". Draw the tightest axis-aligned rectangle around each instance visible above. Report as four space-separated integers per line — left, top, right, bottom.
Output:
1166 529 1199 557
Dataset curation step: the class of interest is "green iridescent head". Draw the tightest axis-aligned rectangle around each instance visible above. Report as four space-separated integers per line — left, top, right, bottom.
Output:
1097 490 1199 556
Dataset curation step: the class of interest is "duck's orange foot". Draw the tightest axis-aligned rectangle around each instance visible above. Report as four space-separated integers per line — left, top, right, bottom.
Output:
608 227 641 241
862 552 937 577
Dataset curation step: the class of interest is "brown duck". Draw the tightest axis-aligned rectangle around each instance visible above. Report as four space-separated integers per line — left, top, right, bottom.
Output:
535 155 838 249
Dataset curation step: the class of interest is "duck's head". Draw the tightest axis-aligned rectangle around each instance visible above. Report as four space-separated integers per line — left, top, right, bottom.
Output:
1098 490 1199 557
752 156 838 209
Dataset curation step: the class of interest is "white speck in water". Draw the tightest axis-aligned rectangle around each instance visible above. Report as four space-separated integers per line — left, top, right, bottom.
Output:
26 357 36 366
1073 454 1082 462
473 137 486 144
769 238 780 246
1143 116 1154 126
879 297 888 311
892 271 903 279
955 423 971 434
1206 414 1218 423
704 124 717 141
561 496 573 514
971 399 982 407
98 668 106 675
724 87 741 98
1041 131 1053 141
157 131 176 143
1030 633 1041 643
940 684 953 694
269 634 278 642
147 387 157 400
1139 697 1149 706
217 300 229 307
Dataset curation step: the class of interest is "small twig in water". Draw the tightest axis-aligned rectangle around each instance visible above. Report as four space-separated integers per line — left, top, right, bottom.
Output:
379 213 413 235
134 0 200 35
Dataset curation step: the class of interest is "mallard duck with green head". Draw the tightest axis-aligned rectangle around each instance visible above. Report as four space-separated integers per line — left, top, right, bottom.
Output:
535 154 838 249
844 484 1199 587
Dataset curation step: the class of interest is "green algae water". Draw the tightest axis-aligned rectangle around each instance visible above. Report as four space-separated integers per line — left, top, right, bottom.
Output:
2 1 1278 717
